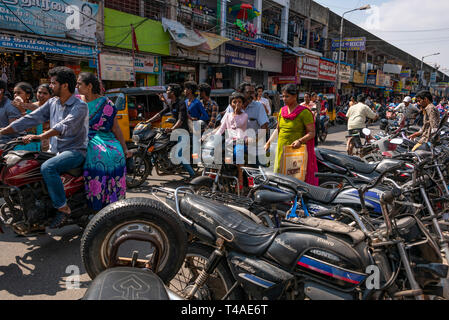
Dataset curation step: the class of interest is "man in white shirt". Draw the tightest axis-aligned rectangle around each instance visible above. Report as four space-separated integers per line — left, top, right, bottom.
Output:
394 96 420 124
256 84 271 116
346 94 378 155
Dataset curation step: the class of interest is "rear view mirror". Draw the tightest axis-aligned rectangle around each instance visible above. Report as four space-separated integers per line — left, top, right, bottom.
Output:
390 138 403 145
165 118 176 124
362 128 371 136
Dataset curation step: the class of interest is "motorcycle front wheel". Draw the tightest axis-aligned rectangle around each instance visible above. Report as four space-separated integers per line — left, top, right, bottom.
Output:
168 242 244 300
126 152 150 188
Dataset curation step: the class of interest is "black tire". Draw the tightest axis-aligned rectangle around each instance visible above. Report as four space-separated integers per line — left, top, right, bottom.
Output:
168 242 244 300
191 176 215 193
126 152 150 188
319 126 328 142
80 198 187 283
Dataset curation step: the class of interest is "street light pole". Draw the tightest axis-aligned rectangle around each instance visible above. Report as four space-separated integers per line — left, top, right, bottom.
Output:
336 5 371 93
419 52 440 90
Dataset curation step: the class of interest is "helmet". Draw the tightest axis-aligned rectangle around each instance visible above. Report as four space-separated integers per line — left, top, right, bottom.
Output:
380 118 388 130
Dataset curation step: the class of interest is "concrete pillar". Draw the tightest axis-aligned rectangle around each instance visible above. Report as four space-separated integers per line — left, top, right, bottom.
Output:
280 3 289 44
306 18 311 49
255 0 262 36
220 0 227 37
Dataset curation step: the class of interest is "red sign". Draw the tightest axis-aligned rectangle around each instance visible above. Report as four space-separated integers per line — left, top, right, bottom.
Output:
273 76 299 84
318 59 336 82
298 55 319 79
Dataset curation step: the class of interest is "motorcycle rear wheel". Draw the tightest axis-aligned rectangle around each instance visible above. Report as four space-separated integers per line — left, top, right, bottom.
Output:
80 198 187 283
168 242 244 300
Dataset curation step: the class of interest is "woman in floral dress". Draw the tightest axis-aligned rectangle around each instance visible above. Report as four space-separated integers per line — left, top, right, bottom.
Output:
76 72 132 211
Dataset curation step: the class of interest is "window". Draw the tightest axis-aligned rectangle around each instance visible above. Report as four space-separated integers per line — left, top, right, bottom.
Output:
106 93 126 110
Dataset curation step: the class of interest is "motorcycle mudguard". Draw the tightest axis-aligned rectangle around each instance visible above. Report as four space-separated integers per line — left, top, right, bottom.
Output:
190 176 214 188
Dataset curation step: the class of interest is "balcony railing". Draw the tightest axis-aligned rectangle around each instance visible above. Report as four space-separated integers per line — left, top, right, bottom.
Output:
177 5 218 32
225 23 287 46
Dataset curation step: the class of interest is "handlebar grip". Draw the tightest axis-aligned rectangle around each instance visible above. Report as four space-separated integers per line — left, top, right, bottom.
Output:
381 187 401 204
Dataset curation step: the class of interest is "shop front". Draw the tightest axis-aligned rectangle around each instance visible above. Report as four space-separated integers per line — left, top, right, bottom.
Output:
134 55 161 87
223 42 257 88
162 62 198 85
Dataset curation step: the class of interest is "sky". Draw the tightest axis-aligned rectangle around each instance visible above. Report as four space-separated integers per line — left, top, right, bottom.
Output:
314 0 449 77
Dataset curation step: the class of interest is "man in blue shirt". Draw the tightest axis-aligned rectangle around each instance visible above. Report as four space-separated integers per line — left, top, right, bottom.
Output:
0 67 89 228
184 81 209 124
0 80 23 145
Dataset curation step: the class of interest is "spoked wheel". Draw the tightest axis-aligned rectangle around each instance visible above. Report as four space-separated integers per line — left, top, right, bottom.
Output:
319 126 328 142
168 242 244 300
126 152 150 188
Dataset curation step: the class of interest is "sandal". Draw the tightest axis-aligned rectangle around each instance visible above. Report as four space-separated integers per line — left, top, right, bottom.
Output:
50 211 70 229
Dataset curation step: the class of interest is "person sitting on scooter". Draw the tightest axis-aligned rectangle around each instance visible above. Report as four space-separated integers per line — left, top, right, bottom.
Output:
346 94 378 155
0 67 89 228
149 83 195 180
0 80 23 146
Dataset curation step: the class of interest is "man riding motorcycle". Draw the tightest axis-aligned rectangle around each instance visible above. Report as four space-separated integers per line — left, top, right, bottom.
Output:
0 67 89 228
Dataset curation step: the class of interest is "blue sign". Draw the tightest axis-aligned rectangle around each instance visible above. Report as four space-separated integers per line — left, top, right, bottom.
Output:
331 37 366 51
0 34 97 57
225 43 256 68
0 0 98 43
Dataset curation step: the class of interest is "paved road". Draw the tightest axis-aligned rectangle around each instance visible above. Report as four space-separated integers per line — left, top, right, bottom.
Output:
0 122 374 300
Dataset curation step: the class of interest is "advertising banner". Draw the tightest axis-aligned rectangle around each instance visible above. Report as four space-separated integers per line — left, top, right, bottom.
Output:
366 69 377 85
134 55 161 74
331 37 366 51
225 43 256 68
353 70 365 84
400 69 411 78
318 59 336 82
383 63 403 74
100 53 134 81
298 54 319 80
376 70 391 87
339 64 352 84
0 0 98 43
0 34 96 57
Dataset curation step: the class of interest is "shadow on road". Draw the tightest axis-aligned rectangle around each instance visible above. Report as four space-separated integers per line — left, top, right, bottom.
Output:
0 226 90 297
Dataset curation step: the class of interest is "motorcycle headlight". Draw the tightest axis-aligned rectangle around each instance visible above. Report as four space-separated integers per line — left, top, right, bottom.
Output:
5 154 21 166
132 135 140 143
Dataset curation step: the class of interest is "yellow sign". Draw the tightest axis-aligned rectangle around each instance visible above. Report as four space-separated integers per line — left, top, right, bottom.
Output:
353 71 365 84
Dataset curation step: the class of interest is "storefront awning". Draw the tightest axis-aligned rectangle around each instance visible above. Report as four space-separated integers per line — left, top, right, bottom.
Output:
161 18 206 48
199 32 231 51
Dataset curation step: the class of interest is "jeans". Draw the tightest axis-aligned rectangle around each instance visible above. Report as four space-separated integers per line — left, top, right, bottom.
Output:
320 115 328 129
41 150 85 209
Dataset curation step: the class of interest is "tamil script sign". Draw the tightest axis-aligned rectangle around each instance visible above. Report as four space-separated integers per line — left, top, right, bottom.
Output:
331 37 366 51
0 34 96 57
366 70 377 85
100 53 135 82
298 54 320 79
318 59 336 82
225 43 256 68
0 0 98 43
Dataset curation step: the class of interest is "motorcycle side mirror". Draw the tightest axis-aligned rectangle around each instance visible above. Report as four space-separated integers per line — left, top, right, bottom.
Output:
137 113 144 121
362 128 371 136
390 138 403 145
165 118 176 124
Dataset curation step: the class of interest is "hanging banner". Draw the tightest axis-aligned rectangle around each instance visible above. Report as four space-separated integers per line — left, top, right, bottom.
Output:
400 69 411 78
100 53 134 81
366 70 377 85
383 63 403 74
339 64 352 84
134 55 161 74
353 70 365 84
298 54 319 80
318 59 336 82
199 32 230 51
225 43 256 68
0 0 98 43
376 70 391 87
331 37 366 51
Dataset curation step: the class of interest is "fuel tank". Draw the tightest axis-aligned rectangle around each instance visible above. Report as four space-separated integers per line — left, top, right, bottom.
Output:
264 229 370 290
2 159 42 187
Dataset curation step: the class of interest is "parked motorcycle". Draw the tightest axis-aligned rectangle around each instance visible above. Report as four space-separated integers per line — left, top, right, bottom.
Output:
0 138 93 236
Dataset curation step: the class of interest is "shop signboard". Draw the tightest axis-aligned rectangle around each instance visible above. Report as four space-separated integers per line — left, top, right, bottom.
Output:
0 0 98 43
383 63 403 74
225 43 256 68
366 69 377 85
339 64 352 84
430 72 437 84
272 76 299 85
376 70 391 87
400 69 411 78
0 34 96 57
331 37 366 51
298 54 319 80
318 59 336 82
100 53 134 82
353 70 365 84
134 55 161 74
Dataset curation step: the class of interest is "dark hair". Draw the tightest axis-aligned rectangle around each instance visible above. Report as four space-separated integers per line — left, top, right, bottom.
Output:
256 84 264 91
184 81 198 96
416 90 433 102
281 84 299 97
229 92 246 104
15 82 34 100
48 66 77 94
0 80 6 92
81 3 93 14
237 82 252 93
78 72 101 94
167 83 182 98
37 83 53 96
311 92 317 97
357 94 366 103
199 83 211 97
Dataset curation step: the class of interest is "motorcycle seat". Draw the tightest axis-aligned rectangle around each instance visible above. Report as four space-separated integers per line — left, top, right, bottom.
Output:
317 148 377 174
64 166 84 177
82 267 169 300
263 171 340 204
253 190 295 205
180 193 278 256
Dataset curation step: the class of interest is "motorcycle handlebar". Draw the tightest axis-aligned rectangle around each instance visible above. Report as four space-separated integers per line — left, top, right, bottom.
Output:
381 187 402 204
